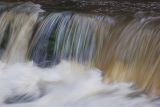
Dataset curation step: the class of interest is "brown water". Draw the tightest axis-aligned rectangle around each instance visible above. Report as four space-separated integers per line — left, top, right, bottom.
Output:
0 1 159 107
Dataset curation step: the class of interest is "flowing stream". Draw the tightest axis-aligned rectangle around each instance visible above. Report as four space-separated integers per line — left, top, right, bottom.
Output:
0 1 159 107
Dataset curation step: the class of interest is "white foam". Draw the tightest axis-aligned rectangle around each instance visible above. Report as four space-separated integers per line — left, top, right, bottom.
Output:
0 61 157 107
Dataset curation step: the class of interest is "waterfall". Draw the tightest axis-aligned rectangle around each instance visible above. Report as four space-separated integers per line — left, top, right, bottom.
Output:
0 2 159 107
30 11 160 95
0 2 43 63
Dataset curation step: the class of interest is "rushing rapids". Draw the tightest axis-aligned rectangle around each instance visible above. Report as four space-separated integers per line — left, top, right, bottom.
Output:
0 1 159 107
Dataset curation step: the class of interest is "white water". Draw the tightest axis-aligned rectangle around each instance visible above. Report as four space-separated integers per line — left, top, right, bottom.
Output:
0 60 157 107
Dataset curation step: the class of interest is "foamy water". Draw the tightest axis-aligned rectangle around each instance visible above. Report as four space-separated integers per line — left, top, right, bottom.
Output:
0 61 157 107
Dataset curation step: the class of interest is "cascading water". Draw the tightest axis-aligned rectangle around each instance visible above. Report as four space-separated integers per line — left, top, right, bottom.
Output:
0 1 159 107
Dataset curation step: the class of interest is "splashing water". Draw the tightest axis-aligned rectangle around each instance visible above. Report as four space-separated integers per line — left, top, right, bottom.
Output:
0 61 157 107
0 1 159 107
29 11 160 96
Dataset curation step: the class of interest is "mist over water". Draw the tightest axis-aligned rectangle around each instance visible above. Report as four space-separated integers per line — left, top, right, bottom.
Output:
0 1 159 107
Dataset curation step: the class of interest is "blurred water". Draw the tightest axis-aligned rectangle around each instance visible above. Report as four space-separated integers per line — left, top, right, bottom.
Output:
0 61 158 107
0 1 159 107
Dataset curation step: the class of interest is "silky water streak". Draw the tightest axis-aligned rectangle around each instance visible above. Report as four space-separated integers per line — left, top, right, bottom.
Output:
0 2 159 107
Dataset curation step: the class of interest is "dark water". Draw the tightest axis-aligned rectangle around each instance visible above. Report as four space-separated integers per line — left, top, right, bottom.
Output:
1 0 160 15
41 0 160 15
0 1 159 107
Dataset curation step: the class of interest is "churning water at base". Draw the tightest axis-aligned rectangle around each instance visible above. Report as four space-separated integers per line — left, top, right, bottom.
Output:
0 1 160 107
0 61 158 107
